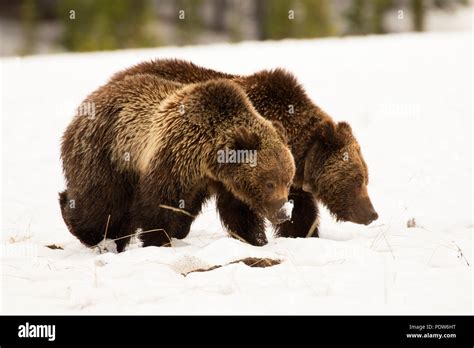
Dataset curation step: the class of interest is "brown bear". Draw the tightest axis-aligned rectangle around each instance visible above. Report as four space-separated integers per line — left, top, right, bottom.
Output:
60 74 295 252
109 59 378 238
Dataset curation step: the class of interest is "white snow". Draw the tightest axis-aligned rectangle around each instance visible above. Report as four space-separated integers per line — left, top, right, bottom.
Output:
281 201 294 220
0 31 472 314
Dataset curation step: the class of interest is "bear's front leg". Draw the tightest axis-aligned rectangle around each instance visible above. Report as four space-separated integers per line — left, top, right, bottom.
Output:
216 188 267 246
131 199 199 247
274 187 320 238
130 178 208 247
130 204 177 247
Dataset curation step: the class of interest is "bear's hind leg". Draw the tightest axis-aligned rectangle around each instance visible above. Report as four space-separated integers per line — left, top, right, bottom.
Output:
216 188 267 246
60 187 134 252
131 204 195 247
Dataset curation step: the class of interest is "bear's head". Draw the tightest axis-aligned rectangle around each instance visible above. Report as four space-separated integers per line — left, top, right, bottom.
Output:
302 120 378 225
217 121 295 225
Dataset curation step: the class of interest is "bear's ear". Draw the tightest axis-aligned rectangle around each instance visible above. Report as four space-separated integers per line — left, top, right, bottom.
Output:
271 120 288 144
313 119 347 150
337 121 352 135
229 126 261 150
336 121 354 143
317 119 337 148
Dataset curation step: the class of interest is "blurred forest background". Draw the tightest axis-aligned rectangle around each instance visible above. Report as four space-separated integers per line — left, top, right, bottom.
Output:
0 0 471 56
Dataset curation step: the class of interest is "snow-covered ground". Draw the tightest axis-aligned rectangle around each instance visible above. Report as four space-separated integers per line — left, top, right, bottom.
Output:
1 31 472 314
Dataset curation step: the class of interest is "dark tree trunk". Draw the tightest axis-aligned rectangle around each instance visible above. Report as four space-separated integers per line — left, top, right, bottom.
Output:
255 0 266 40
212 0 227 32
412 0 425 32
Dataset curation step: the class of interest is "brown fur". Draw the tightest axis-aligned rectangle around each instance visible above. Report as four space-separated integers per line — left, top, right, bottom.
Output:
60 74 295 251
109 59 378 237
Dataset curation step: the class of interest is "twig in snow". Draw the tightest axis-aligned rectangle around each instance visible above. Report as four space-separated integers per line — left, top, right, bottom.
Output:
305 218 319 238
370 225 395 259
370 229 385 249
90 203 195 252
428 241 470 267
382 233 395 259
103 214 111 241
95 214 112 252
452 241 470 267
227 230 249 244
159 204 196 218
320 259 346 266
2 274 32 280
91 227 173 252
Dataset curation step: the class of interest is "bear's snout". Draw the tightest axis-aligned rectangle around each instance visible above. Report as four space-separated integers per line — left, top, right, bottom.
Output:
367 210 379 224
265 198 291 225
351 196 378 225
360 209 378 225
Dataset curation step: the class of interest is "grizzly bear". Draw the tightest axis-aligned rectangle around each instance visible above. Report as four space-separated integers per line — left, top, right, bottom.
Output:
60 75 295 251
109 59 378 238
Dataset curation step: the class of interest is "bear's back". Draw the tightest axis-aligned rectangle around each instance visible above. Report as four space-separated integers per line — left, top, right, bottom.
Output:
110 59 236 84
61 74 183 177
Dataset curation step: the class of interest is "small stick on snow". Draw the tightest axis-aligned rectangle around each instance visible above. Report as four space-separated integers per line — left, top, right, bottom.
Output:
227 230 249 244
453 241 470 267
91 228 170 250
427 241 470 267
103 214 111 241
91 204 195 251
94 214 112 253
160 229 174 247
382 233 395 260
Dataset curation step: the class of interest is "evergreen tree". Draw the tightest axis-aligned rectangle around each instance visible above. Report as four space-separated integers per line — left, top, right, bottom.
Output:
58 0 157 52
259 0 333 40
371 0 392 34
211 0 227 32
412 0 425 32
175 0 203 45
263 0 294 40
345 0 369 35
20 0 37 55
299 0 333 38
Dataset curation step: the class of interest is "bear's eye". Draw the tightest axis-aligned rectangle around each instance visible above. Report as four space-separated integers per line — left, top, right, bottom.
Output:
265 181 276 191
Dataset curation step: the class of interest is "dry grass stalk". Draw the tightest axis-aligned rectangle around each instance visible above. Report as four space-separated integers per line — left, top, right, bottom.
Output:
227 230 249 244
159 204 196 218
306 218 319 238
